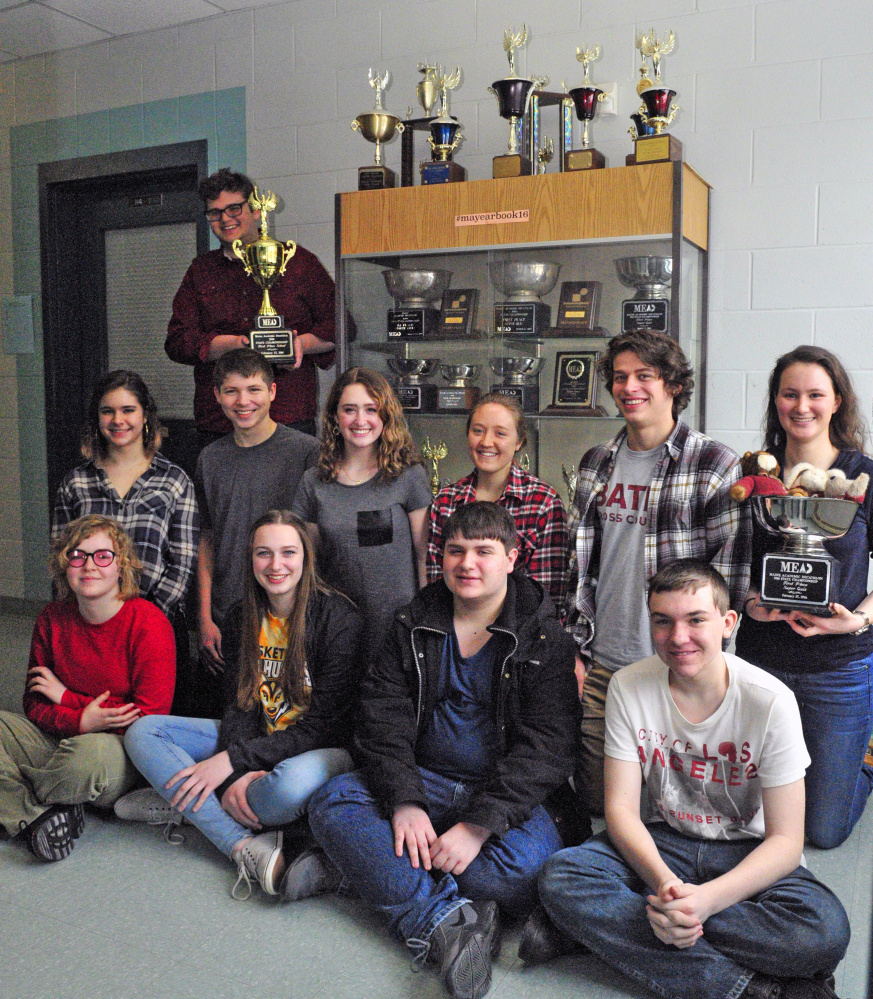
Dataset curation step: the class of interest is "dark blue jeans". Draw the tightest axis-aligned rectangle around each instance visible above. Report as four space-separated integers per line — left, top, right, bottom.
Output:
539 827 850 999
763 657 873 848
308 767 563 943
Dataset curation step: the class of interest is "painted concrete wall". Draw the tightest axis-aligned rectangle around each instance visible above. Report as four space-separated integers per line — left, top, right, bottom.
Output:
1 0 872 599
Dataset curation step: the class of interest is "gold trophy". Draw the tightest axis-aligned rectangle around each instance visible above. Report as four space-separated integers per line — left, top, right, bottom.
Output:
423 65 466 185
351 69 405 189
422 438 449 495
416 63 439 117
565 44 607 171
231 187 297 361
488 25 549 178
634 29 682 163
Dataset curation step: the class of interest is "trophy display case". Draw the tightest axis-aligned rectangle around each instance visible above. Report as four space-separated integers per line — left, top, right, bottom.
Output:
335 162 710 493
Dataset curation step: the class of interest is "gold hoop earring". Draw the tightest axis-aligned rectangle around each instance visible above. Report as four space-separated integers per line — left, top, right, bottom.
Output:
332 424 340 437
143 419 150 438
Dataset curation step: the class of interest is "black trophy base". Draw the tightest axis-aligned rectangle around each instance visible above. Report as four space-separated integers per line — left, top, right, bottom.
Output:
564 148 606 171
493 154 532 179
421 160 467 185
358 165 397 190
396 383 438 413
634 134 683 164
437 387 481 413
494 301 551 337
760 552 837 615
387 308 440 340
249 319 294 361
492 383 539 414
622 298 669 334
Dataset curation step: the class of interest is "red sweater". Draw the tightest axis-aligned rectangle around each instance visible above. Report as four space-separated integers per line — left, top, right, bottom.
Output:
24 598 176 738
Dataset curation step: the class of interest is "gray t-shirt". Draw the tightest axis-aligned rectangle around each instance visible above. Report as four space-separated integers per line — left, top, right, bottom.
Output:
591 439 662 671
195 424 318 622
293 463 432 659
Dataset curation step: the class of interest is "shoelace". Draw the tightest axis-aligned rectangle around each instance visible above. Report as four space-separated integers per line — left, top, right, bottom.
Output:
406 937 431 973
162 818 185 846
231 860 254 901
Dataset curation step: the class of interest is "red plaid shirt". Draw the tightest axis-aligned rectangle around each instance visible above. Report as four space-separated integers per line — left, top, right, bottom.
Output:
426 463 569 614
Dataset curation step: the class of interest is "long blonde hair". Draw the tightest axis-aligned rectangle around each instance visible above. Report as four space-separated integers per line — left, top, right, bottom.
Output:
316 367 420 483
236 511 328 712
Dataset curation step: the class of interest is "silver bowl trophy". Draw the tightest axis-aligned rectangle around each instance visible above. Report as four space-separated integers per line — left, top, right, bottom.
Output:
351 69 405 189
383 268 452 339
387 357 440 412
488 25 548 178
231 187 297 361
438 363 480 412
616 256 673 334
565 43 607 171
634 29 682 163
422 65 466 185
752 496 861 614
488 356 544 413
490 261 561 336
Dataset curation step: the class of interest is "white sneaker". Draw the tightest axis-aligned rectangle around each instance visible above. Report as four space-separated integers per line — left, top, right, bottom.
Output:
113 787 186 844
232 830 284 900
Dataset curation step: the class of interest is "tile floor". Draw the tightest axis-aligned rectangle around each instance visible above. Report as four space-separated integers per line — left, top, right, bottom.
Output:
1 610 870 999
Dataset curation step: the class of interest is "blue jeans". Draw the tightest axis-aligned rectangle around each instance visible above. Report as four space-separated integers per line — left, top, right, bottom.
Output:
539 828 850 999
308 767 563 943
763 657 873 848
124 715 353 858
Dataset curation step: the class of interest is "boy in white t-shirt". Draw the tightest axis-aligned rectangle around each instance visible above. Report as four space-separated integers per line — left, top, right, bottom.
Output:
533 560 850 999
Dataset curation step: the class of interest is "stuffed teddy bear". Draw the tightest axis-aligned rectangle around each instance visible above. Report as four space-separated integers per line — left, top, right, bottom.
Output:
782 462 869 503
730 451 787 502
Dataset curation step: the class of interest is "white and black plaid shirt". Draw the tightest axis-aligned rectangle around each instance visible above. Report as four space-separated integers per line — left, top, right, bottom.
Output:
53 453 199 617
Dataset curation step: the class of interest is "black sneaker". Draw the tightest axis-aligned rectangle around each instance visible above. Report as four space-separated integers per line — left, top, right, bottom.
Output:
69 803 85 839
518 905 584 965
743 973 842 999
21 806 75 862
428 900 500 999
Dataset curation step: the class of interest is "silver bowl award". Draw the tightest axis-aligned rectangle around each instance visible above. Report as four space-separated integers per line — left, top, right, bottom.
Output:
437 363 480 413
386 357 440 412
752 495 860 613
488 356 544 413
615 255 673 334
383 268 452 339
490 261 561 336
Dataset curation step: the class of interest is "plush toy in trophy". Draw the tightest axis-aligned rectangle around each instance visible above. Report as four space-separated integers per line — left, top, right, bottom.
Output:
783 462 869 503
729 451 787 502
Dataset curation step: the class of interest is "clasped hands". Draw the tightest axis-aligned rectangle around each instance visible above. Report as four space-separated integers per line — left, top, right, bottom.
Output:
392 804 490 876
646 878 717 949
165 750 266 829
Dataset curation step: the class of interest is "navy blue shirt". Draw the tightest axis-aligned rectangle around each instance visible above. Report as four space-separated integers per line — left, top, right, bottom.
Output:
736 448 873 672
417 632 500 783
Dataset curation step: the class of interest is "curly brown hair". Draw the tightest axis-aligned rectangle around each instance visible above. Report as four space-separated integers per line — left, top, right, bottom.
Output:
316 367 421 483
599 331 694 418
763 345 867 454
198 167 254 205
50 515 142 601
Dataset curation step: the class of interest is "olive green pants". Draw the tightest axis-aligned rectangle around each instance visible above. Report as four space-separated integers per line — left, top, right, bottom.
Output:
575 659 616 817
0 710 138 836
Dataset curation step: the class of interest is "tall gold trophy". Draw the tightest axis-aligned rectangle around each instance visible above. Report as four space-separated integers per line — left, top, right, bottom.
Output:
352 69 405 189
232 187 298 361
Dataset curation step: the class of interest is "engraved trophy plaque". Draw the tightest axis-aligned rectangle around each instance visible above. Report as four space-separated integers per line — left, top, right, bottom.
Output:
387 357 440 413
437 364 480 412
616 256 673 334
752 496 860 614
565 44 607 171
544 351 605 415
383 269 452 339
634 30 682 163
422 65 466 185
352 69 405 189
488 357 543 414
231 186 297 361
488 25 548 178
490 261 560 337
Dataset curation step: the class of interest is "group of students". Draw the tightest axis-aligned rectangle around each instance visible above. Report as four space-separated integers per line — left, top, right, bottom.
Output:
0 328 869 999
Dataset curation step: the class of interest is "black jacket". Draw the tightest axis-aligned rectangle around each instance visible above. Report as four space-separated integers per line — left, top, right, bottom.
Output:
215 588 363 794
355 572 580 837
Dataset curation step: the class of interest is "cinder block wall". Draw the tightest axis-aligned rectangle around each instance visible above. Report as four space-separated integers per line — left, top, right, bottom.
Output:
1 0 872 599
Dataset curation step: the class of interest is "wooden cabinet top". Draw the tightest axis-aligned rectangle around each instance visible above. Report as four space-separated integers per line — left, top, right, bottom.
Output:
339 162 709 257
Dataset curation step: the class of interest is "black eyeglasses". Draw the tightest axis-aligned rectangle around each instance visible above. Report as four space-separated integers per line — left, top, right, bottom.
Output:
67 549 117 568
204 201 246 222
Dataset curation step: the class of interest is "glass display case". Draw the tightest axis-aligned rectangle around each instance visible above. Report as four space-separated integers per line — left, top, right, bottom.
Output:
335 162 709 496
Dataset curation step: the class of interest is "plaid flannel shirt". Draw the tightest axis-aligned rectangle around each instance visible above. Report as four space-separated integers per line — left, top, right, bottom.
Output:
426 462 569 612
53 453 200 617
565 421 751 655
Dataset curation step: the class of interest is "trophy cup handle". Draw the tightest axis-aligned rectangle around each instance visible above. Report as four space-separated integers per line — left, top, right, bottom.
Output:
351 119 361 132
231 238 254 277
667 104 680 123
487 86 498 103
396 122 406 133
278 240 298 278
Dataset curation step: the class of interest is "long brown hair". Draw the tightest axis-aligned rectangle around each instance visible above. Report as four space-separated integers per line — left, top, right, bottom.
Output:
236 511 325 712
763 345 867 453
316 367 420 483
82 370 162 460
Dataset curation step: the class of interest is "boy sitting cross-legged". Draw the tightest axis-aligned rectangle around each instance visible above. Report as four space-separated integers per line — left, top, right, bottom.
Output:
533 560 850 999
292 502 580 999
